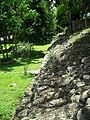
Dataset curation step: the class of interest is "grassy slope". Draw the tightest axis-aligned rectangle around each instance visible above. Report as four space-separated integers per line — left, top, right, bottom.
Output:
0 44 49 120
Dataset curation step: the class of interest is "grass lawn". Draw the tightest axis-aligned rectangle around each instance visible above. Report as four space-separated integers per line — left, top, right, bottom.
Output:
0 44 49 120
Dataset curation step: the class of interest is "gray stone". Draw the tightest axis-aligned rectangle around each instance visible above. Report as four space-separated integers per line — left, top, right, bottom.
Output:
71 95 76 102
75 95 81 103
81 57 90 64
35 113 43 120
77 107 90 120
76 81 85 87
48 114 56 120
21 117 30 120
77 109 82 120
38 86 48 92
86 98 90 106
67 66 73 72
49 99 63 105
81 90 89 99
27 103 31 109
17 109 28 118
29 70 40 75
83 75 90 80
10 83 17 87
70 89 75 94
57 111 67 120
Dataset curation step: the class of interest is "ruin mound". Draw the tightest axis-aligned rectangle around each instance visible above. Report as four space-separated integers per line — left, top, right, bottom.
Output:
13 28 90 120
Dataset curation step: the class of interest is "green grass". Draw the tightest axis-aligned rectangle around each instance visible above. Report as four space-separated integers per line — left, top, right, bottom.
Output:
0 44 49 120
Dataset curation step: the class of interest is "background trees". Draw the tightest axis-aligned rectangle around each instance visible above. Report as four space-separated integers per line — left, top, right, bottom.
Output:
0 0 90 44
0 0 57 44
56 0 90 33
0 0 90 63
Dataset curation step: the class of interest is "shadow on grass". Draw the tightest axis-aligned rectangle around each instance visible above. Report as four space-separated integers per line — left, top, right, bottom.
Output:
0 60 25 72
30 50 45 59
0 50 45 72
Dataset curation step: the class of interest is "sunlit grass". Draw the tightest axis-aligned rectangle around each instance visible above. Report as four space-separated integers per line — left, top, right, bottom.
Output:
0 44 49 120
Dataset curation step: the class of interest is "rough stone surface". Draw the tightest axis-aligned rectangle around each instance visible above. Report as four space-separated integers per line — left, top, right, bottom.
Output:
12 29 90 120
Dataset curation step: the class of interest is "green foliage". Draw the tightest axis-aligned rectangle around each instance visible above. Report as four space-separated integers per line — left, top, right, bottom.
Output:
55 0 90 32
56 3 68 31
0 0 57 44
0 0 90 44
15 42 34 58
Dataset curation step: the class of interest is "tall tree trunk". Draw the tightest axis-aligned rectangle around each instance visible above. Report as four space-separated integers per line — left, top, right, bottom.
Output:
4 36 8 58
72 20 75 32
68 11 72 33
1 45 5 59
85 9 87 28
14 32 17 47
84 0 88 28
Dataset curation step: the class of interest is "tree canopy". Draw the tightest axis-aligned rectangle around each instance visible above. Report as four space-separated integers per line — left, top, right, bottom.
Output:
0 0 90 44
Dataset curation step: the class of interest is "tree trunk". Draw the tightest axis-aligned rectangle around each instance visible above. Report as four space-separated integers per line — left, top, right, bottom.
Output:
72 20 75 32
1 46 5 59
84 0 88 28
68 11 72 33
85 9 87 28
4 36 8 58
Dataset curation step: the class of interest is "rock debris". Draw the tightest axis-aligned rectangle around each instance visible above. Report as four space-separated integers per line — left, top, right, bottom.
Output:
12 29 90 120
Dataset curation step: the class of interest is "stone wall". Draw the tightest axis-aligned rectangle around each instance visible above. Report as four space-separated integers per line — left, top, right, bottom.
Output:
12 28 90 120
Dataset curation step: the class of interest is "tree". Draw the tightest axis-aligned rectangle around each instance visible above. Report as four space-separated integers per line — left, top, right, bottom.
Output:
81 0 90 27
55 0 90 33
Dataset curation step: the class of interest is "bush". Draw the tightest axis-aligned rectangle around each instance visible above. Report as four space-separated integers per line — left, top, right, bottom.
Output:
15 42 34 59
